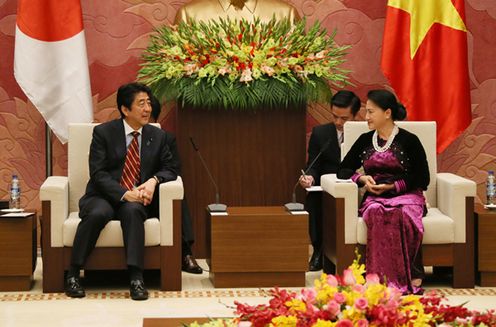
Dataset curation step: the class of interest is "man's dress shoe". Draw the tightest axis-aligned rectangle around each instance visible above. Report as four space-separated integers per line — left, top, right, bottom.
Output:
130 279 148 301
309 250 323 271
182 255 203 274
65 276 85 298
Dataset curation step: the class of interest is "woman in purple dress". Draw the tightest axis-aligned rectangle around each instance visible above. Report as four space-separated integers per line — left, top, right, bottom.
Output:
337 90 429 294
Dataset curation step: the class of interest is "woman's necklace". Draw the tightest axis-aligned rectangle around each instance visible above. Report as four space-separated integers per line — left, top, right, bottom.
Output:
372 125 399 152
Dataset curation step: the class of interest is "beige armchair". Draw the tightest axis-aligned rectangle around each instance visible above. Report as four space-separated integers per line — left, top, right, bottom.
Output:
40 123 183 293
321 121 476 288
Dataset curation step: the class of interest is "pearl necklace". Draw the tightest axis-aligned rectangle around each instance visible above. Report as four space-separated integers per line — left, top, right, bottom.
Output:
372 125 399 152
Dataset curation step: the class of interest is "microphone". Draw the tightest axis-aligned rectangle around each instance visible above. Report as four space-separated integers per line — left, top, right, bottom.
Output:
285 139 332 212
189 137 227 212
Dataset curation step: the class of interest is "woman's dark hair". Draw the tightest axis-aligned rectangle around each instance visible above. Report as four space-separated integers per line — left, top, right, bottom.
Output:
116 82 152 118
367 89 407 121
331 90 361 116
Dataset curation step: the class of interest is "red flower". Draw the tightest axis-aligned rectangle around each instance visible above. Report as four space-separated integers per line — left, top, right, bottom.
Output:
336 319 353 327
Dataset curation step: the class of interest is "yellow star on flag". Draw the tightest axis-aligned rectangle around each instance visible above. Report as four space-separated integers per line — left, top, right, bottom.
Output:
388 0 467 59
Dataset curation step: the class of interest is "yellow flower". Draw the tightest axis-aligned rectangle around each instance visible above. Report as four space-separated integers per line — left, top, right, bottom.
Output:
341 306 366 322
364 284 387 306
270 315 298 327
398 295 435 327
285 299 306 312
312 319 336 327
314 274 338 304
348 254 366 285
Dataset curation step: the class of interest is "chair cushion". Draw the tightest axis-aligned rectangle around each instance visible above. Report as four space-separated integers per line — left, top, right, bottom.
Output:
63 212 161 247
356 207 454 245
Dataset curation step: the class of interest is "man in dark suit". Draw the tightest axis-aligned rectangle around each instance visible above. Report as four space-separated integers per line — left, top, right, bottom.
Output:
299 90 361 271
65 82 179 300
149 96 203 274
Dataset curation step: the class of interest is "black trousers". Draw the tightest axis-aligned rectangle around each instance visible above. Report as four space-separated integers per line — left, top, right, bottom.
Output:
72 195 196 270
72 196 148 269
181 197 195 256
305 191 323 251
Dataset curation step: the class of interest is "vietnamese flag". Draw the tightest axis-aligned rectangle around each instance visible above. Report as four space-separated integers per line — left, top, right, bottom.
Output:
381 0 471 153
14 0 93 144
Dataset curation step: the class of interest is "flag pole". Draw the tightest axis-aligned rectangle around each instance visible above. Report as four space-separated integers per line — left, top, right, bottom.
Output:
45 123 52 177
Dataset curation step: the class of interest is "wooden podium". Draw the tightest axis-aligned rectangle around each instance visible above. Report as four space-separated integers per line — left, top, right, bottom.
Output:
176 105 307 257
206 206 309 288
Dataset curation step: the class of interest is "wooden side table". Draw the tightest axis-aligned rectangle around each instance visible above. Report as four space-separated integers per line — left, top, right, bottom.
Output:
206 206 309 288
0 211 37 291
474 204 496 286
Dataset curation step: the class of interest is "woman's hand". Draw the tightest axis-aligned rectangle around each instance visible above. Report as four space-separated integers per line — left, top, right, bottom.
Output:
359 175 376 192
368 183 395 195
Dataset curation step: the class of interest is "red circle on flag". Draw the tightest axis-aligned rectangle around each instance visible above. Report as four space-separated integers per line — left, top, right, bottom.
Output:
16 0 84 42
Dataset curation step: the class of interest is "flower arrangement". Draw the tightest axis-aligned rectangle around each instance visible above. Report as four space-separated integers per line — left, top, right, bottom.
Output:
188 257 496 326
138 18 349 110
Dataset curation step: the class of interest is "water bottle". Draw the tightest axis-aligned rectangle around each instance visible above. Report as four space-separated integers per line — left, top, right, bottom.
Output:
487 170 495 206
9 174 21 210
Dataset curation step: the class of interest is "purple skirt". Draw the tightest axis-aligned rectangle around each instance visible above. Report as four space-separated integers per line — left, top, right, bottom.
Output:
360 190 425 294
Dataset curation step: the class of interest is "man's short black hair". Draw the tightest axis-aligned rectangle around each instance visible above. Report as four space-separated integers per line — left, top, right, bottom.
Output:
150 95 161 122
116 82 152 118
331 90 361 116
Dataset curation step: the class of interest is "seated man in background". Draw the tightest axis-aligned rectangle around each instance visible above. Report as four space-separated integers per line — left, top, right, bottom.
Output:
150 96 203 275
65 82 179 300
299 90 361 271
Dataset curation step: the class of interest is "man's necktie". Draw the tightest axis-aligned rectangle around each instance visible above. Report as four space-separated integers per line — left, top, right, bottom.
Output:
339 132 344 145
121 131 140 190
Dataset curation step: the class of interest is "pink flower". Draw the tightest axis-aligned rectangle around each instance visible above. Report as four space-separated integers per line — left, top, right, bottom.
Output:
218 66 231 75
315 50 327 59
238 321 252 327
334 292 346 304
336 319 353 327
327 300 341 316
239 69 253 83
353 284 365 294
326 274 338 287
184 63 199 76
342 269 356 286
354 297 368 310
261 65 275 76
300 288 316 303
356 319 369 327
366 273 380 285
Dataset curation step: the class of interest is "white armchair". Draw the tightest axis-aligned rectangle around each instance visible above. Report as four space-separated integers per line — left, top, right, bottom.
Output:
321 121 476 288
40 123 184 293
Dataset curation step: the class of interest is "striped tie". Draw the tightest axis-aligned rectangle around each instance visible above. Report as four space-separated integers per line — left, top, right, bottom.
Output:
121 131 140 190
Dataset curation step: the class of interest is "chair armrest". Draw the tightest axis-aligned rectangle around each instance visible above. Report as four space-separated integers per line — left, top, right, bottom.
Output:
39 176 69 247
321 174 359 244
436 173 476 243
159 176 184 246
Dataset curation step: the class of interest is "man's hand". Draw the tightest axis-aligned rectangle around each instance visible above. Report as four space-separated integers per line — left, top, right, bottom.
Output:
299 175 314 188
136 178 158 206
123 189 145 203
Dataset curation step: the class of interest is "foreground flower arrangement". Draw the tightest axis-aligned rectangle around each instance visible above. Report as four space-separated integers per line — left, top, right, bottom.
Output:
139 18 349 110
188 258 496 326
